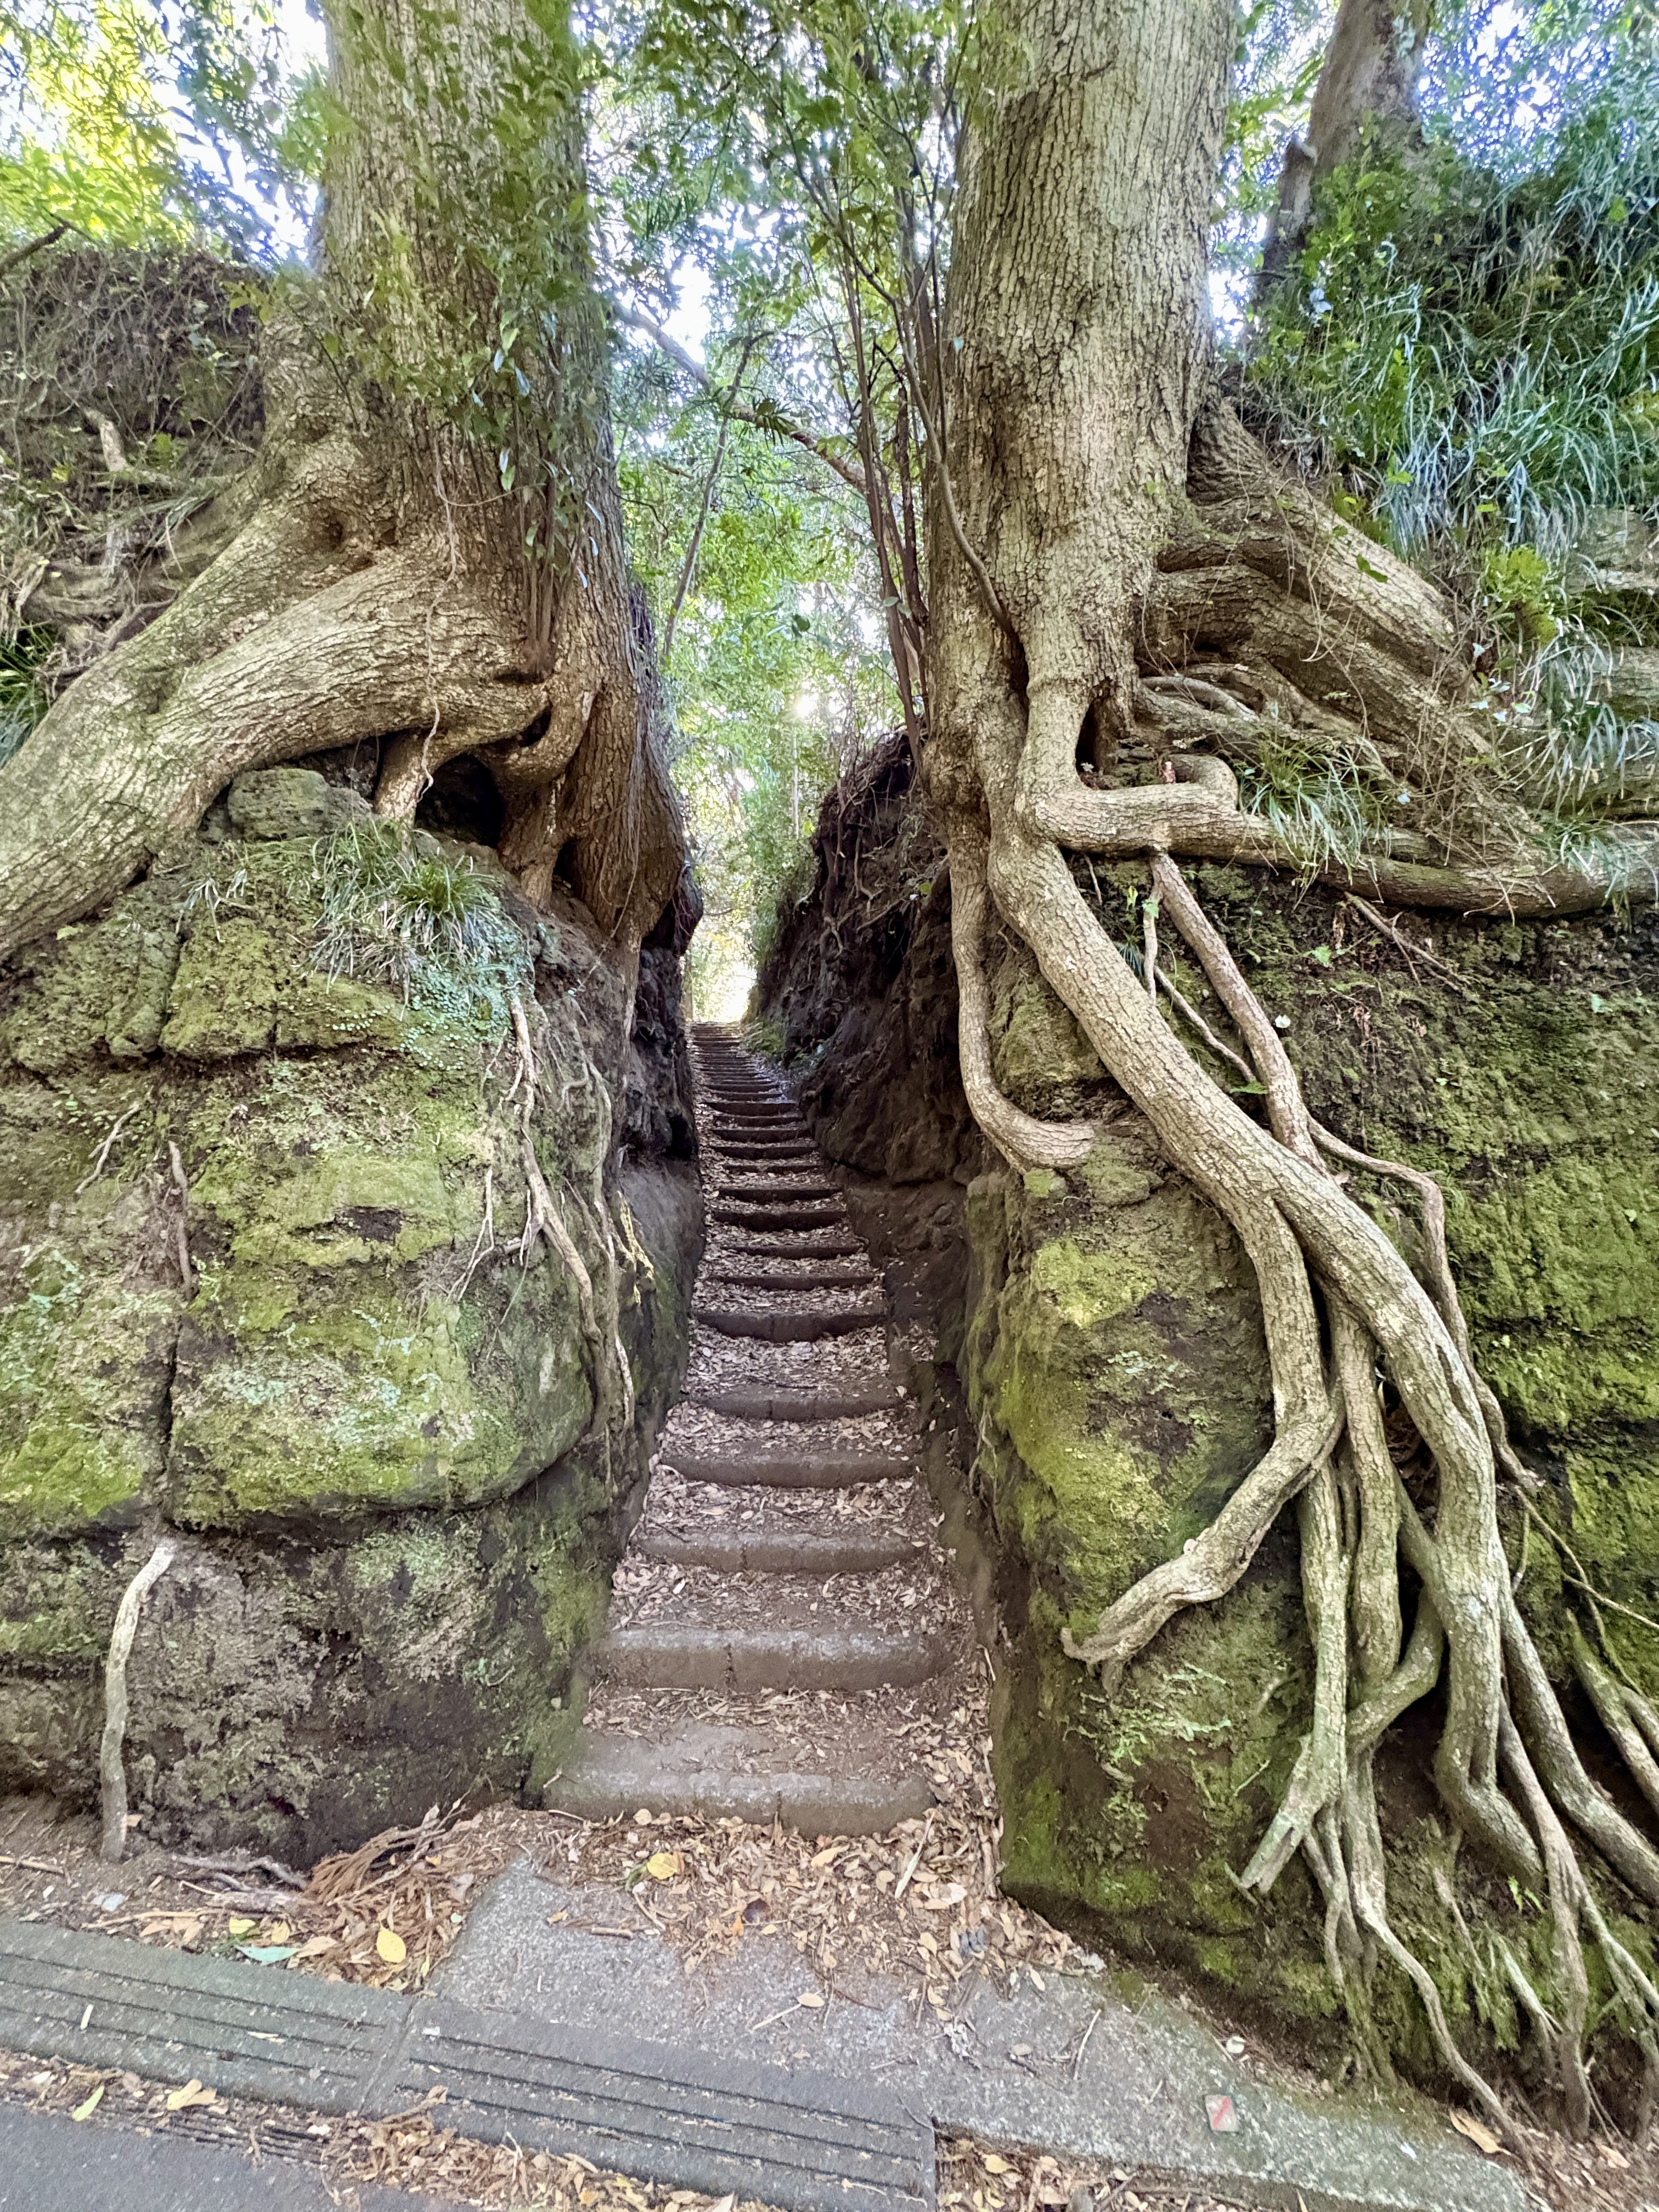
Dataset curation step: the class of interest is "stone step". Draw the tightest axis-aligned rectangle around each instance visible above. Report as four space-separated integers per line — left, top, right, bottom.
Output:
705 1265 876 1291
710 1146 821 1163
720 1233 865 1260
691 1383 902 1419
599 1617 948 1693
709 1141 812 1159
713 1178 838 1203
692 1301 886 1342
707 1102 800 1120
547 1720 935 1835
710 1202 845 1231
665 1445 912 1488
636 1525 922 1575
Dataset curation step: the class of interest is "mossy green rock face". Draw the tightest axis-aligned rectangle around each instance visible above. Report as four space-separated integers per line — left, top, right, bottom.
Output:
0 819 701 1852
960 895 1659 2054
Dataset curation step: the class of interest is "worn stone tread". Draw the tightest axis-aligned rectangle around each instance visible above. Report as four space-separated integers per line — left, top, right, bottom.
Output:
692 1302 885 1342
547 1729 934 1835
703 1266 877 1291
720 1234 864 1260
635 1526 923 1575
689 1383 902 1419
601 1620 948 1692
712 1179 839 1203
665 1447 912 1488
709 1203 846 1231
709 1151 822 1168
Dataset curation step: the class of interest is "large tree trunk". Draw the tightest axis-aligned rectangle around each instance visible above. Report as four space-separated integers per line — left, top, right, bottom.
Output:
0 0 683 964
927 0 1659 2132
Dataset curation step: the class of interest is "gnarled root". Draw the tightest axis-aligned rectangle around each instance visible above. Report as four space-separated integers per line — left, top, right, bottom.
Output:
949 821 1095 1171
958 758 1659 2128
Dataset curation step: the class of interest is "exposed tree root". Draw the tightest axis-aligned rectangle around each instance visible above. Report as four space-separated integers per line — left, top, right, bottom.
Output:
921 0 1659 2138
507 996 635 1434
99 1539 178 1863
978 822 1659 2131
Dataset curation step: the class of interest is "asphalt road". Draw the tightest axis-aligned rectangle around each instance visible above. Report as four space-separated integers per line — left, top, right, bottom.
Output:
0 2101 450 2211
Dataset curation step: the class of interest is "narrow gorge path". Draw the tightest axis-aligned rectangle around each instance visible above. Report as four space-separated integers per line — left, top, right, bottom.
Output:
556 1024 978 1832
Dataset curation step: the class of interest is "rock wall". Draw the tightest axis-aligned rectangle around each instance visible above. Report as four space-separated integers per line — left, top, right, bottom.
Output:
757 738 1659 2081
1 767 701 1856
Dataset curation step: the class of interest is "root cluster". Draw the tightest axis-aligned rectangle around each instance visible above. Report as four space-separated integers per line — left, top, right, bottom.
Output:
941 410 1659 2137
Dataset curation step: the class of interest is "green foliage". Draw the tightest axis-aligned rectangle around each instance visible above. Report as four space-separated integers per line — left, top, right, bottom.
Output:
0 624 53 764
1235 727 1396 874
1243 15 1659 838
311 822 533 1028
0 0 318 252
1248 48 1659 576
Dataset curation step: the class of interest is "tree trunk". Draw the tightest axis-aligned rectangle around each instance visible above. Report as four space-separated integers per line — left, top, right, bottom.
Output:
926 0 1659 2126
1255 0 1435 308
0 0 684 963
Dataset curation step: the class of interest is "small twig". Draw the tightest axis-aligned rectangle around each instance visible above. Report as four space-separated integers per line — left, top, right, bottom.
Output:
1345 894 1470 995
100 1539 178 1861
167 1142 193 1291
1148 959 1258 1084
452 1165 496 1299
893 1812 934 1901
76 1104 140 1195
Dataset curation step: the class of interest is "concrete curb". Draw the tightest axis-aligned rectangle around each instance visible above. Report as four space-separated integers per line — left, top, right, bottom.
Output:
0 1920 932 2212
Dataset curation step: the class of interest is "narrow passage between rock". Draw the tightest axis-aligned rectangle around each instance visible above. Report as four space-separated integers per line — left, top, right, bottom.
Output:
554 1024 979 1833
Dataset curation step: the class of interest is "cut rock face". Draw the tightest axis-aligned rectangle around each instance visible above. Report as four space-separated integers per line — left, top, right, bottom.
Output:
551 1025 978 1837
0 825 702 1854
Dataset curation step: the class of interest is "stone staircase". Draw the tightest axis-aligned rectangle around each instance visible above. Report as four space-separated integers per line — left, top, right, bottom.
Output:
551 1024 969 1834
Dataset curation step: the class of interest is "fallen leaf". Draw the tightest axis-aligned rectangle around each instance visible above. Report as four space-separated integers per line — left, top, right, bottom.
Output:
1600 2145 1632 2171
288 1934 336 1961
797 1992 825 2008
71 2085 104 2122
227 1917 255 1937
239 1943 300 1965
375 1925 408 1965
165 2080 218 2112
1448 2111 1502 2157
922 1882 968 1910
265 1921 292 1943
645 1850 684 1881
982 2157 1012 2175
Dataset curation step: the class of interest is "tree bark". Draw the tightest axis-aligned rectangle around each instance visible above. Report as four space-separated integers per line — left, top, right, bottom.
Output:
0 0 684 962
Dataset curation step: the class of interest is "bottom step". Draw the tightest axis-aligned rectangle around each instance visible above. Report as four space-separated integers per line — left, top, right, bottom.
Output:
548 1720 936 1835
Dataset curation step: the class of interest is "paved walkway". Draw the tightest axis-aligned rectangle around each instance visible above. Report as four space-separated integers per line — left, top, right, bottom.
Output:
435 1858 1523 2212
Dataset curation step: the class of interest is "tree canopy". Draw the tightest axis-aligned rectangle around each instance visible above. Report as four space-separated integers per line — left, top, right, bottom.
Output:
5 0 1658 981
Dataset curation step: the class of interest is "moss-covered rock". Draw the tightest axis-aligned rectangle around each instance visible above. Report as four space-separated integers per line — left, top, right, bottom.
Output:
0 811 702 1851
